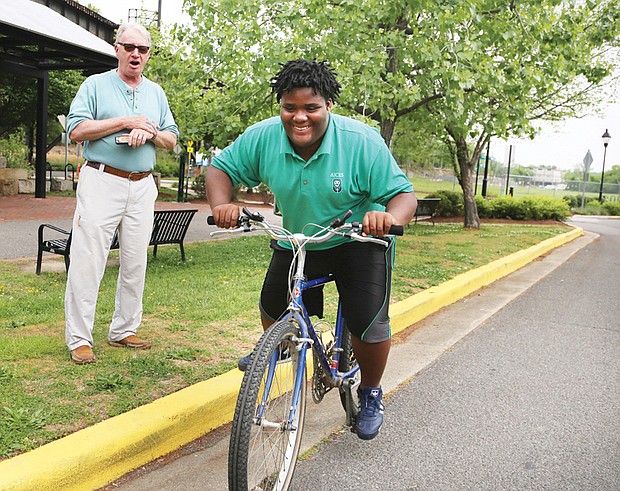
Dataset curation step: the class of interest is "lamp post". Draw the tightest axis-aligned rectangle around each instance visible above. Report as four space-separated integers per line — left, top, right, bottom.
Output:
598 129 612 203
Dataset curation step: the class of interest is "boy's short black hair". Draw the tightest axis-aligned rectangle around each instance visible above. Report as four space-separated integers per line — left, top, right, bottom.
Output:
271 59 341 103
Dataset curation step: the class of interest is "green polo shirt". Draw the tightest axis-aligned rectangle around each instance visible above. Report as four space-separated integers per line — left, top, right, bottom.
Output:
67 69 179 172
212 113 413 250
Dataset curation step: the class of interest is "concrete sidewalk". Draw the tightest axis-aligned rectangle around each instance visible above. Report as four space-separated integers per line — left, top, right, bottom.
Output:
0 223 584 491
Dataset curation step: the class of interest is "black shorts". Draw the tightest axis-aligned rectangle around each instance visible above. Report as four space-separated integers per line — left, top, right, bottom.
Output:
259 238 395 343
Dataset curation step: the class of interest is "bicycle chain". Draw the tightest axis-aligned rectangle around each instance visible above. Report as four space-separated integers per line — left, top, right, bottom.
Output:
311 327 335 403
311 349 327 403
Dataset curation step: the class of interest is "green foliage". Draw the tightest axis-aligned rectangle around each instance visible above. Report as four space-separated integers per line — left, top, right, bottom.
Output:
0 130 30 168
2 406 46 431
165 347 206 361
154 149 180 177
0 365 12 382
87 373 132 392
0 73 36 139
192 173 206 198
475 196 570 221
0 71 84 140
580 202 604 215
601 165 620 184
427 190 464 217
149 0 620 230
602 201 620 216
48 71 85 120
562 194 580 209
560 195 620 215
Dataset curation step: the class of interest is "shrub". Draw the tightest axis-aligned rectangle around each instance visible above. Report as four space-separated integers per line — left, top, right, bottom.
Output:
154 149 180 177
192 173 206 199
526 197 570 220
0 131 29 168
475 195 569 221
562 194 580 209
580 203 603 215
475 196 493 218
492 196 528 219
427 190 464 217
602 201 620 216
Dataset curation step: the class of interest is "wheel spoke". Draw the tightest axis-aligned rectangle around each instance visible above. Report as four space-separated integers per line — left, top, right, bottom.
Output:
229 322 307 491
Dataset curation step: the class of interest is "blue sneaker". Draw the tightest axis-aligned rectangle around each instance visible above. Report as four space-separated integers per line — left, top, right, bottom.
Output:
355 386 384 440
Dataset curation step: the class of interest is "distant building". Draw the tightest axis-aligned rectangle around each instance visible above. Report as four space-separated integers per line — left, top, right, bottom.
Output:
533 167 563 186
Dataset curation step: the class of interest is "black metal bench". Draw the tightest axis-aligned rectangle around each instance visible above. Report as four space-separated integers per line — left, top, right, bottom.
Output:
411 197 441 225
36 209 198 274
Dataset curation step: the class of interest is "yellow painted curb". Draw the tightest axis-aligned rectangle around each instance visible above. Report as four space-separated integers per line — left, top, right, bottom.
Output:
0 226 582 490
391 225 583 335
0 369 243 491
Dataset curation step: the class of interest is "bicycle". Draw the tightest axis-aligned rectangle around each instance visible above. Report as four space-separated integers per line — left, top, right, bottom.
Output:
208 207 403 491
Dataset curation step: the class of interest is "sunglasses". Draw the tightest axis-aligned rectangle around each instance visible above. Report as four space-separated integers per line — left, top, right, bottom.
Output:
117 42 150 54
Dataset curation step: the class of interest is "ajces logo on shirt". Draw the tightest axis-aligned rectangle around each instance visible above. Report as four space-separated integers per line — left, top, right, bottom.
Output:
331 172 344 193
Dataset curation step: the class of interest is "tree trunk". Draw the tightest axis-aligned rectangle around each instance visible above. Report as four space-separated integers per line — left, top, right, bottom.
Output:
380 118 396 148
25 125 35 164
454 136 480 229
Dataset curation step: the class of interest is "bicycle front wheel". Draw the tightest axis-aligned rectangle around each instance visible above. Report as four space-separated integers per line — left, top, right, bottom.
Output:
229 321 307 491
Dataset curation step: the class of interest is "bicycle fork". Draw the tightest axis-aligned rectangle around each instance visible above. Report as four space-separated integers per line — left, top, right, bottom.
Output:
254 333 311 432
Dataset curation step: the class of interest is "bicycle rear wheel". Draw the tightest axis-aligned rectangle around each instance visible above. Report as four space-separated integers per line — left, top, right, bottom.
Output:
229 321 307 491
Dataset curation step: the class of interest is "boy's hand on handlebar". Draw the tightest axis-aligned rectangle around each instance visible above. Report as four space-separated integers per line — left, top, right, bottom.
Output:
211 204 242 229
362 211 397 237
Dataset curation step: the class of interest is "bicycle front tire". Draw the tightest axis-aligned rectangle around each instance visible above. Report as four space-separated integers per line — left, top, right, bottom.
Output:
229 320 307 491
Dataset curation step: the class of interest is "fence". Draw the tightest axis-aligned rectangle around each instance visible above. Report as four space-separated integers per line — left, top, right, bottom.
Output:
418 171 620 202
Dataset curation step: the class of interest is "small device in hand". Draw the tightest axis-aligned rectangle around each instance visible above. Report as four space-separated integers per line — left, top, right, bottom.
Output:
115 135 130 144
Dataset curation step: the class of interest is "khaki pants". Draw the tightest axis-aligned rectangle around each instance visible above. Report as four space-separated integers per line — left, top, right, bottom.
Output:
65 164 157 350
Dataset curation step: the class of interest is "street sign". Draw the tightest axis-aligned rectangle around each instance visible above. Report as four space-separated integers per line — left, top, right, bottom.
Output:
583 150 593 172
581 150 594 209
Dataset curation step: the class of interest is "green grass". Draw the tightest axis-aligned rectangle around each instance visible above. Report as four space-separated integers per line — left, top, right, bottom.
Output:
0 222 570 458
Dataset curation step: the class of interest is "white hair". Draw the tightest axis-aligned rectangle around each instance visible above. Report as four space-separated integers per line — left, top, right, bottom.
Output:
116 23 151 46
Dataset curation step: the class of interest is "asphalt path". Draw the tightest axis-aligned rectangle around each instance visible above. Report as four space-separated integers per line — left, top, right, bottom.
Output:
0 218 74 259
288 217 620 490
104 217 619 490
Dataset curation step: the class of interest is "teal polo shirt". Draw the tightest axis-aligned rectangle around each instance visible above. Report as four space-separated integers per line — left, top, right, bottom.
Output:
212 113 413 250
67 69 179 172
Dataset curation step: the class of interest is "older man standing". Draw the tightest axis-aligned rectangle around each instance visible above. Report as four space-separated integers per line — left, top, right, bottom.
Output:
65 23 179 364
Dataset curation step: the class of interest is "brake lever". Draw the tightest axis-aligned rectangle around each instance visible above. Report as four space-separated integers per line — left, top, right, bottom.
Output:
242 207 265 222
342 220 363 238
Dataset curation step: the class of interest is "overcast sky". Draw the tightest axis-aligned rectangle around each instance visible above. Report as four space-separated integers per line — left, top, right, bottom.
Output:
90 0 619 172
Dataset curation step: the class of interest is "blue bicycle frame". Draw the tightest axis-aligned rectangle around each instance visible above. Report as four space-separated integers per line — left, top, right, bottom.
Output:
256 271 360 428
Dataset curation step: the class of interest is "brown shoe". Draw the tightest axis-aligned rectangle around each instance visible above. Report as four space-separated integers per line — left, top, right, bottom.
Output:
108 335 152 350
70 345 96 364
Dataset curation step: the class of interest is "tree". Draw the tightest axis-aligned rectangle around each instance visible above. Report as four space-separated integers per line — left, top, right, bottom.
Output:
163 0 620 226
0 70 84 163
0 73 36 139
423 1 620 226
391 111 453 174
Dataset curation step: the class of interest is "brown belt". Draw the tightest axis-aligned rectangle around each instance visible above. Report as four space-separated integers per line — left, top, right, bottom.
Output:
86 161 152 181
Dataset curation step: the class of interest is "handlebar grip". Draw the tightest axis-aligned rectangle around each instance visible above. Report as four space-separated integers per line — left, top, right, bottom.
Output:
388 225 404 236
207 216 215 225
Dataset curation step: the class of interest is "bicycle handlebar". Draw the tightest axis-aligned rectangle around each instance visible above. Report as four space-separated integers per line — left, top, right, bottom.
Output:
207 208 403 247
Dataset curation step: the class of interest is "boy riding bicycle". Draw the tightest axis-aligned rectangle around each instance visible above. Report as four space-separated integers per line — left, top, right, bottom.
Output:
206 59 417 440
